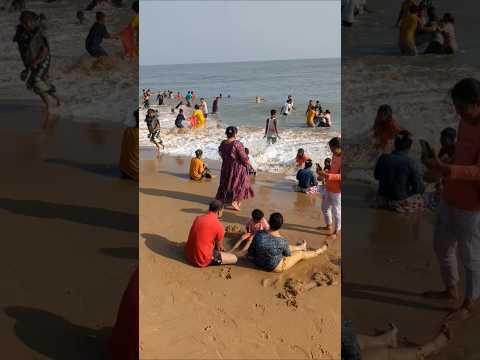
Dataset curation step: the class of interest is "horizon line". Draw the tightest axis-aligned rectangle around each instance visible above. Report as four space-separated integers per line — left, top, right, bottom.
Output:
140 56 340 67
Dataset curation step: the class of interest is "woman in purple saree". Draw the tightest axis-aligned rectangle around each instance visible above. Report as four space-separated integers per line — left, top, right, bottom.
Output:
216 126 254 211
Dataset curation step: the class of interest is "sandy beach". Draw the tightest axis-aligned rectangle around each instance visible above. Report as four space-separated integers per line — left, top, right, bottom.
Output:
139 154 341 359
0 101 138 359
341 1 480 358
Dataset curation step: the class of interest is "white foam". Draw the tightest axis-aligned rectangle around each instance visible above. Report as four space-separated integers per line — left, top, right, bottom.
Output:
140 108 338 175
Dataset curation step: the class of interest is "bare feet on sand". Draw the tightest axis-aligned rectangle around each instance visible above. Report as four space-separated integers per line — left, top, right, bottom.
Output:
317 224 332 231
314 242 329 255
231 201 241 211
418 324 452 358
445 300 476 322
295 240 308 251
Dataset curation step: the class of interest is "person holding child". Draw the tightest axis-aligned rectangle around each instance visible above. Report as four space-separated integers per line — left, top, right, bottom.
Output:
248 212 328 272
422 78 480 321
317 137 342 238
230 209 269 253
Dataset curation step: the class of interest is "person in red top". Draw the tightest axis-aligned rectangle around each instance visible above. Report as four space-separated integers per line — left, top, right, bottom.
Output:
317 137 342 238
423 78 480 321
295 148 310 168
185 200 238 267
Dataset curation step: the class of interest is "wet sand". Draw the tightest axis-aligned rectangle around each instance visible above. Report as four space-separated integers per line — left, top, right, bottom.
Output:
0 100 138 359
342 181 479 359
139 154 341 359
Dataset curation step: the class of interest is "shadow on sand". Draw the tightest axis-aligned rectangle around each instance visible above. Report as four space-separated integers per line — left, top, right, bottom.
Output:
5 306 111 360
140 188 213 206
99 247 138 260
0 198 137 233
343 282 450 312
45 158 121 179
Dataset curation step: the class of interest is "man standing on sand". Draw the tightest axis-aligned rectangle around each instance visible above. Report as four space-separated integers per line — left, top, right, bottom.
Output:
185 200 238 267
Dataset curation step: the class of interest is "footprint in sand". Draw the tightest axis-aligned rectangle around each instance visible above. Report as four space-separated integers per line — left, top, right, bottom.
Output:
219 267 232 279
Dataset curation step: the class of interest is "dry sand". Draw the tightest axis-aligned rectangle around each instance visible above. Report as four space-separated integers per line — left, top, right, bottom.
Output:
139 154 341 359
0 101 138 359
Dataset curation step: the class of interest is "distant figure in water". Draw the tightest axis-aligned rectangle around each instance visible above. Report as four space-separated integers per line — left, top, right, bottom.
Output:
212 96 219 114
306 103 316 127
264 109 280 144
398 4 423 56
216 126 254 211
255 96 265 103
373 104 403 152
175 108 185 128
76 11 85 24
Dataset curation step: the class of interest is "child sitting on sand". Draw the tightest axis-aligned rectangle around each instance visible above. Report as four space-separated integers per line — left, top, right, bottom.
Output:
244 148 257 176
13 11 60 111
85 12 118 58
230 209 269 253
189 149 212 181
145 109 164 150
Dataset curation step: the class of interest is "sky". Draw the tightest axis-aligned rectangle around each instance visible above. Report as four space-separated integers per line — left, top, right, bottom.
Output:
140 1 340 66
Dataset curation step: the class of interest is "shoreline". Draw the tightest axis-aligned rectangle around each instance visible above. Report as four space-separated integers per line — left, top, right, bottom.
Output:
140 155 341 359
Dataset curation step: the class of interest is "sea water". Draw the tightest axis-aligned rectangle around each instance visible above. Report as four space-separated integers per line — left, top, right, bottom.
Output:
139 58 341 174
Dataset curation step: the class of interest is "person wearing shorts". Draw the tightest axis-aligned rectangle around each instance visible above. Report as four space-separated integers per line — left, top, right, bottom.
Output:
185 200 237 267
248 213 328 272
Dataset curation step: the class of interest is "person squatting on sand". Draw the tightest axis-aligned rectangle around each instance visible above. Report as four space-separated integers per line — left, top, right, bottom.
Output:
216 126 254 211
422 78 480 321
318 137 342 238
374 130 426 212
13 10 60 111
230 209 269 254
119 109 139 181
342 320 452 360
185 200 238 267
248 212 328 272
296 159 319 194
189 149 212 181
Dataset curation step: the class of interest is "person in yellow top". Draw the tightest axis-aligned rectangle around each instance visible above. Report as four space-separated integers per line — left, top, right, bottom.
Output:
399 4 422 56
189 149 212 181
396 0 417 27
306 105 316 127
193 104 206 129
119 109 139 181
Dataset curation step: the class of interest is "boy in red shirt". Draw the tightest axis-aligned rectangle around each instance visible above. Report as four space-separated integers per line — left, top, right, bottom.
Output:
185 200 238 267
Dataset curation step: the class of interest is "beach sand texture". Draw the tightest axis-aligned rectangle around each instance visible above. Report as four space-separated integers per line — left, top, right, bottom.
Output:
342 1 480 357
0 101 138 359
140 155 341 359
